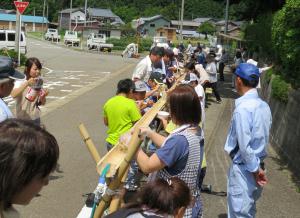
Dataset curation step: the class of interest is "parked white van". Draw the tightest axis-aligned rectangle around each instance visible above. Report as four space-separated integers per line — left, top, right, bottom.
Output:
0 30 27 54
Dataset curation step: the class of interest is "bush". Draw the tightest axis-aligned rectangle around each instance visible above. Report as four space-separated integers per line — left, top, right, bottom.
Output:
271 74 290 103
0 49 27 66
263 68 273 84
107 37 152 52
244 13 274 62
272 0 300 87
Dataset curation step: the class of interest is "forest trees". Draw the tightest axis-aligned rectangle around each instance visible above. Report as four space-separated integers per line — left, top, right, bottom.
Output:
197 21 216 39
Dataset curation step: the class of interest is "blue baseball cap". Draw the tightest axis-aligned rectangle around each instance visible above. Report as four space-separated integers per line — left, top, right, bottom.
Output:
235 63 260 82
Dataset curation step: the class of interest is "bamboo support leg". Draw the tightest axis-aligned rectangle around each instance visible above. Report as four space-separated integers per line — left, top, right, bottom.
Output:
108 166 129 214
79 123 101 164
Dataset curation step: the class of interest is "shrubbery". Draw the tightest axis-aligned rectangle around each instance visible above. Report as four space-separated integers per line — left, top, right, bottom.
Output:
0 49 27 66
107 37 152 52
272 0 300 87
244 13 274 62
244 0 300 91
271 74 290 103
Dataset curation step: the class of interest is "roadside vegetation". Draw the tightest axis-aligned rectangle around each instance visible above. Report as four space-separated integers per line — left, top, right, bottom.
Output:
244 0 300 103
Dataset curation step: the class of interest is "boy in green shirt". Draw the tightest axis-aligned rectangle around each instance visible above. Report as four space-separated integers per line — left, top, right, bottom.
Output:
103 79 141 151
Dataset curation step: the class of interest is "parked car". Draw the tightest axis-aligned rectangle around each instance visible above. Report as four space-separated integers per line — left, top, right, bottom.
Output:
45 28 60 41
87 33 113 52
64 31 80 46
0 30 27 54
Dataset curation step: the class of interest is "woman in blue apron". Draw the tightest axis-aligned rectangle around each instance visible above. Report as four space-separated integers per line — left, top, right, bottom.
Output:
136 84 204 218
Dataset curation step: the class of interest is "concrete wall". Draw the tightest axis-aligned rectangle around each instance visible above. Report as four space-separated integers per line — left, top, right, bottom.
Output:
260 75 300 177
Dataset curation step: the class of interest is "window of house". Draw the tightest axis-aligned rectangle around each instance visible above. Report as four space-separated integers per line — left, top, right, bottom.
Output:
7 33 15 41
150 23 155 27
0 33 5 41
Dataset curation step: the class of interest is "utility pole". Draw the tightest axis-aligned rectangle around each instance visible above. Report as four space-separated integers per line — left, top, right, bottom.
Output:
84 0 87 27
46 1 49 30
42 0 46 37
225 0 229 34
15 0 22 66
69 0 73 31
180 0 185 42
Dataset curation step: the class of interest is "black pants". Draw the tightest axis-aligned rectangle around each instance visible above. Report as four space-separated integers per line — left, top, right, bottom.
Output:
203 82 221 101
219 62 225 81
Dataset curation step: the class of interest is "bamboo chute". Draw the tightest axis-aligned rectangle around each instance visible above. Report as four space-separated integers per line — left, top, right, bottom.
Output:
79 71 185 218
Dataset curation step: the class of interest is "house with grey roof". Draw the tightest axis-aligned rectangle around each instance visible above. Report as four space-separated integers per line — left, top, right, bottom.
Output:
58 8 124 39
193 17 216 24
87 8 124 26
132 15 170 37
170 20 200 31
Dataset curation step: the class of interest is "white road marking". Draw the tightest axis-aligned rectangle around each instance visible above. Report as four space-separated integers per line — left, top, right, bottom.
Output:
60 90 73 92
46 96 62 99
44 66 54 74
64 70 85 73
71 85 84 87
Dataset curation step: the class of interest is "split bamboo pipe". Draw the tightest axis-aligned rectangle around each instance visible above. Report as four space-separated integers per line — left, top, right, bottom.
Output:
79 123 101 164
94 72 186 217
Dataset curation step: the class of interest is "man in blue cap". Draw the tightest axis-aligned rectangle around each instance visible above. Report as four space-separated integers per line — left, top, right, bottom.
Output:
0 56 25 122
224 63 272 217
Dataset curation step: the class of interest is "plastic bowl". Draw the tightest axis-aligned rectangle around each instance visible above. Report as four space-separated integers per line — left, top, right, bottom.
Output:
157 111 170 119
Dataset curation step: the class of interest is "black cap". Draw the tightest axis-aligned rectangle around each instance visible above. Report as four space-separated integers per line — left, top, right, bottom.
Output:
0 56 25 80
149 71 164 84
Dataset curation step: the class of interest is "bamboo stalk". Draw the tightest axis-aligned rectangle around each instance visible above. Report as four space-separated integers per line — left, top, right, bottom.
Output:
108 167 129 214
79 123 101 164
94 73 186 217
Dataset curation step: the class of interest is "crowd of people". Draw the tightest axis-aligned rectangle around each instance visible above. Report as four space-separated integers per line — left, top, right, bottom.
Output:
0 39 272 218
102 43 272 218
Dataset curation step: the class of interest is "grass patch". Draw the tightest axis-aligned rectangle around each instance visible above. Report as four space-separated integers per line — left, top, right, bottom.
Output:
0 49 27 65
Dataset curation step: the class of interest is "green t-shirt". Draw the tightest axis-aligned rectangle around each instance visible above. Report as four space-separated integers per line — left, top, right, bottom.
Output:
103 95 141 145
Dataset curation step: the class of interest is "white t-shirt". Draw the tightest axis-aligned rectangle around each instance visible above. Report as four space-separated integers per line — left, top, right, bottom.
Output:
206 62 218 83
194 84 205 132
132 55 153 82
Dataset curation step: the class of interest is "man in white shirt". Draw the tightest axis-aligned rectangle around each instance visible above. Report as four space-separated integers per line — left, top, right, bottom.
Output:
132 47 164 82
0 56 25 122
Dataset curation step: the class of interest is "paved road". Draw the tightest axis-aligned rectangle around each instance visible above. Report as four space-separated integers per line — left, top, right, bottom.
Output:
4 38 135 108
